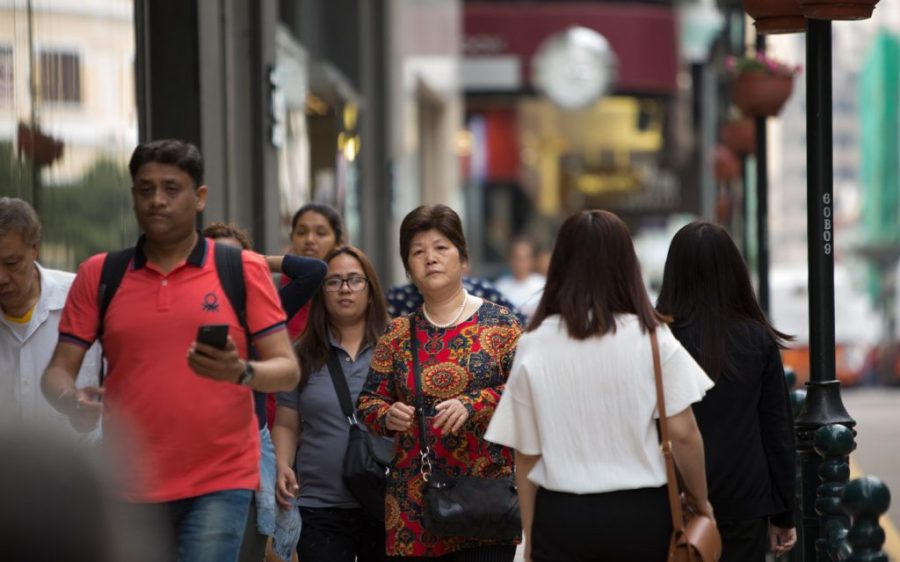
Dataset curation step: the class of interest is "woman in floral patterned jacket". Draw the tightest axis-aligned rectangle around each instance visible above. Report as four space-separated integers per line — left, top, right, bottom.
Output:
357 204 521 561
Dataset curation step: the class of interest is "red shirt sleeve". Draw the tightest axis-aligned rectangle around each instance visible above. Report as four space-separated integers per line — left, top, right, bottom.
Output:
241 250 287 340
58 254 106 348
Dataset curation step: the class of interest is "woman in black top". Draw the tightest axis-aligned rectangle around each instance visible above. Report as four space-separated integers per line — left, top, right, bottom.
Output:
657 221 797 561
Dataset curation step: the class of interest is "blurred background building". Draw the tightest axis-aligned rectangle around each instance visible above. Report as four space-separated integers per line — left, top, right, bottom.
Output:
0 0 137 266
1 0 899 384
459 0 692 276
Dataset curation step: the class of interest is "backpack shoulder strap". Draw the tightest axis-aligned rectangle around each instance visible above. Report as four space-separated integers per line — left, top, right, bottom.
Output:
213 242 249 343
96 247 134 386
98 247 135 339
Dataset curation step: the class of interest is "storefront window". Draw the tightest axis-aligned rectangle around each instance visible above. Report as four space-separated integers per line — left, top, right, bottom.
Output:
0 0 137 271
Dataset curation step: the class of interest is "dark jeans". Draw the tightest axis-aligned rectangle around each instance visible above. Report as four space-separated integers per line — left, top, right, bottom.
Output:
531 486 672 562
389 545 517 562
298 506 386 562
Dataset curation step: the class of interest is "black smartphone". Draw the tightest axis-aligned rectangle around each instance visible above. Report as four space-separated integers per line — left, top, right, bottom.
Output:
196 324 230 350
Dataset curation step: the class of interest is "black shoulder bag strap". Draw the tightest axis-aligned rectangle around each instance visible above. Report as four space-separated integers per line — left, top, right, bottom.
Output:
213 242 250 350
410 317 433 480
325 350 359 426
96 247 135 385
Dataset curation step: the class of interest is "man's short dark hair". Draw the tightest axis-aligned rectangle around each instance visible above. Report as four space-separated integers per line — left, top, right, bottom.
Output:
0 197 41 246
128 140 204 187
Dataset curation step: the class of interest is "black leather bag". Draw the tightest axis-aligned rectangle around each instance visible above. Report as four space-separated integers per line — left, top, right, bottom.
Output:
325 353 392 522
409 318 522 540
422 472 521 540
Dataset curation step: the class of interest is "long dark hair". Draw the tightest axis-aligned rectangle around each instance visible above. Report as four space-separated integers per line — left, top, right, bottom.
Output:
295 245 388 385
529 210 664 338
656 221 792 380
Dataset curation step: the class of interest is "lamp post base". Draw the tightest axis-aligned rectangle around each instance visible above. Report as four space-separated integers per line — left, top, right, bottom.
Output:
795 380 856 562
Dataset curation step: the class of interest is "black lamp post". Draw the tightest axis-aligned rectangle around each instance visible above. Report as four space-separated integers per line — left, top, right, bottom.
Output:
754 33 770 314
793 18 856 562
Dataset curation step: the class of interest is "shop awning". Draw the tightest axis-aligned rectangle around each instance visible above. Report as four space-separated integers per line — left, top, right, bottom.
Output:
463 3 679 95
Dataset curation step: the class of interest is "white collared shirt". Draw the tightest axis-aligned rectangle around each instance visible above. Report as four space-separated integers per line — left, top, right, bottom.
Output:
0 262 102 435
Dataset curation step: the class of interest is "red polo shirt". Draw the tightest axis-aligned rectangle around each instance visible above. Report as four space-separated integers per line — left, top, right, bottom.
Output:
59 236 286 502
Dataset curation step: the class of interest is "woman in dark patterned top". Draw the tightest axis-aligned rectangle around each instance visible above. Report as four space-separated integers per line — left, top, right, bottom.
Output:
357 205 521 561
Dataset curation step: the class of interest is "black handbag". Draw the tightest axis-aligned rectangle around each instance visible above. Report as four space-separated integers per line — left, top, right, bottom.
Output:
409 318 522 541
325 352 392 522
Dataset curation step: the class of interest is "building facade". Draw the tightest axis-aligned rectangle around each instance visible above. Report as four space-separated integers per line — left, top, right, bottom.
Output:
1 0 463 285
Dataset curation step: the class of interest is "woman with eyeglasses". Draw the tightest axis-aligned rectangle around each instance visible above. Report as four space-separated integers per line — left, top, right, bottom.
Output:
272 245 393 562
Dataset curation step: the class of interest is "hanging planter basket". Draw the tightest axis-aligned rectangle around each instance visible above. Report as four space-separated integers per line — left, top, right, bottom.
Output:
714 145 741 182
798 0 878 20
743 0 806 33
731 71 794 117
720 118 756 156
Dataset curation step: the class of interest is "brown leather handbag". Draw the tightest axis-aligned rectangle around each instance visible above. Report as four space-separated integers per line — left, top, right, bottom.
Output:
651 330 722 562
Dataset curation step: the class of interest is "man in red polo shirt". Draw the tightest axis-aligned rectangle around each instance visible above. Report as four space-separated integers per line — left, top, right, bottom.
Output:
41 139 300 562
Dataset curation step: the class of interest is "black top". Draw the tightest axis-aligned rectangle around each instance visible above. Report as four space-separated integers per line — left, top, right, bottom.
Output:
252 254 326 429
386 276 526 324
278 254 327 319
671 320 796 528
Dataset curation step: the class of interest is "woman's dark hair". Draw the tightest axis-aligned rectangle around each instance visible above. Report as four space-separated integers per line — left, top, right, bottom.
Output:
290 204 344 244
295 245 388 385
202 222 252 250
656 221 792 380
529 210 663 339
128 139 204 188
399 204 468 273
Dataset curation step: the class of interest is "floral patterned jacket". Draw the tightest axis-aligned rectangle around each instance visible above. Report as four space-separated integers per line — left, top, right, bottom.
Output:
356 302 522 556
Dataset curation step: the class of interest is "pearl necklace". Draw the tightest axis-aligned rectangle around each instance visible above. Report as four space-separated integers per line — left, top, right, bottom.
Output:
423 289 469 328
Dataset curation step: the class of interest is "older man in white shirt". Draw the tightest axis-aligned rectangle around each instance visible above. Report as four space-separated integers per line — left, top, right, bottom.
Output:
0 197 101 434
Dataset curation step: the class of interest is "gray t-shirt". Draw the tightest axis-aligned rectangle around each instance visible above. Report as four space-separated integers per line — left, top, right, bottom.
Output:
277 340 394 508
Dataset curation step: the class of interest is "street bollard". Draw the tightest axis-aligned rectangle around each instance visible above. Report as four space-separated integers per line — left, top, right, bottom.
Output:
785 367 807 418
785 367 797 388
814 424 855 560
842 476 892 562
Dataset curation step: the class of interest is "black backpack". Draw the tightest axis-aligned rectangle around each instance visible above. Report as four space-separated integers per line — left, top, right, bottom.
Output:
95 242 248 385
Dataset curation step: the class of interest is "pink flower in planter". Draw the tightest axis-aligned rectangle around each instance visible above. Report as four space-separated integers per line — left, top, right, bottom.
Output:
726 54 801 77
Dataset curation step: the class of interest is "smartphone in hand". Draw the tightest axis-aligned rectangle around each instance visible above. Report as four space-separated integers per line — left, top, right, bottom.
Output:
196 324 229 350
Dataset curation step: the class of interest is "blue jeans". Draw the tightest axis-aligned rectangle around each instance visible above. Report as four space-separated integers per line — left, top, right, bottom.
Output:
168 489 253 562
256 426 277 535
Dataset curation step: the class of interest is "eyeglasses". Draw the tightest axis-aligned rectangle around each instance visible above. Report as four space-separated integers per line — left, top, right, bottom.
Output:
323 275 369 292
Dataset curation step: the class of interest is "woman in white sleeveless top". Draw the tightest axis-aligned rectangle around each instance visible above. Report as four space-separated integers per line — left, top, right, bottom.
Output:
486 210 715 562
